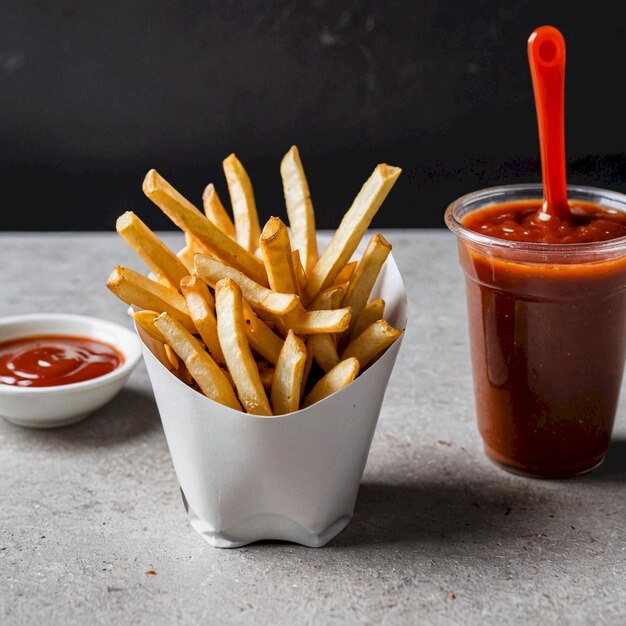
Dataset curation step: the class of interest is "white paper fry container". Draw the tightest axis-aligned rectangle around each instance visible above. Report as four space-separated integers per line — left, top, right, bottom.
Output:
134 251 407 548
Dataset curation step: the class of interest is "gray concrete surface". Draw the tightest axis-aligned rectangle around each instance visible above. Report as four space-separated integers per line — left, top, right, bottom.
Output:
1 231 624 626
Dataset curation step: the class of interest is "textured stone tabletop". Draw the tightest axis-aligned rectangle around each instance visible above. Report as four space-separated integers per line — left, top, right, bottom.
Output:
1 231 625 626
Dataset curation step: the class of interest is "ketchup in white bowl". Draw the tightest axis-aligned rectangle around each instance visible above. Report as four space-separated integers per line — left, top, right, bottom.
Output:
0 314 141 428
0 335 123 388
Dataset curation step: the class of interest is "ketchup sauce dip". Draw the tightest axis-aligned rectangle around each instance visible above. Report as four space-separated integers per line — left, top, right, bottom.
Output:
463 199 626 244
0 334 123 388
447 186 626 478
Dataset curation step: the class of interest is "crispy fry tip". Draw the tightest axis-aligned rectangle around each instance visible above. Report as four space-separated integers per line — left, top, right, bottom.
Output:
142 169 158 194
378 164 402 180
115 211 134 231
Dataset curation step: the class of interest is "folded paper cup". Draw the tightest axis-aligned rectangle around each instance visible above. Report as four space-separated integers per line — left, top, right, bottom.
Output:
134 250 407 548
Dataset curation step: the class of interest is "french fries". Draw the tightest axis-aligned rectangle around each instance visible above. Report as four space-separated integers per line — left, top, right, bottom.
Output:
258 361 275 392
280 145 318 275
259 216 299 295
271 330 307 414
303 358 360 408
177 233 199 273
203 183 236 239
132 310 167 344
215 279 272 416
300 339 315 397
333 261 357 286
132 310 178 372
342 319 403 369
308 334 340 373
142 169 268 285
106 265 196 333
223 154 261 253
308 284 345 311
164 343 181 371
242 300 284 365
194 254 299 316
154 312 242 410
342 233 392 335
352 298 385 339
116 211 189 290
180 275 224 364
107 147 403 415
283 304 351 335
302 163 401 305
291 250 306 298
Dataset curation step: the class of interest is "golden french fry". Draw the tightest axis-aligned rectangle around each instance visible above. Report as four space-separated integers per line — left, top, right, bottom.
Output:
308 284 346 311
352 298 385 339
215 278 272 415
132 310 167 344
333 261 357 286
202 183 236 238
115 211 190 291
154 312 242 410
131 310 179 373
303 357 360 408
271 330 307 415
302 164 401 304
164 343 180 370
194 254 299 316
106 265 196 332
300 339 315 397
177 361 195 387
177 233 197 272
259 216 299 295
242 299 284 365
108 148 401 413
257 361 275 392
282 303 351 334
180 275 225 364
181 273 215 309
342 233 392 334
142 169 267 285
291 250 306 298
222 154 261 253
307 333 340 373
280 145 318 275
342 319 402 368
189 231 212 255
178 233 212 273
218 364 234 388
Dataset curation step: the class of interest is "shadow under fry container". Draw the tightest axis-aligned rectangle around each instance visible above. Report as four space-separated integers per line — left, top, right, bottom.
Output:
134 252 407 548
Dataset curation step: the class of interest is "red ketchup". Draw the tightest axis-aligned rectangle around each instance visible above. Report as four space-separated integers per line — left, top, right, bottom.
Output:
464 199 626 243
459 199 626 477
0 335 123 388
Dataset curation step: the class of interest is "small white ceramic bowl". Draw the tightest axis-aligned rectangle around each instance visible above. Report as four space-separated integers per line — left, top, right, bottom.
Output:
0 313 142 428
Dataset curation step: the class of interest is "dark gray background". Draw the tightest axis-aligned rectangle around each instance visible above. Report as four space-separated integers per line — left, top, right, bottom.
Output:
2 1 625 231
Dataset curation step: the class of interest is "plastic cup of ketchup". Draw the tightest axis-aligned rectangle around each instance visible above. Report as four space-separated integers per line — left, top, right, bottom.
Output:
445 183 626 478
444 26 626 478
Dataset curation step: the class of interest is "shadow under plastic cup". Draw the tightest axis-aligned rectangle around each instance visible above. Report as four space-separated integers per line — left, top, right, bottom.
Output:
445 184 626 478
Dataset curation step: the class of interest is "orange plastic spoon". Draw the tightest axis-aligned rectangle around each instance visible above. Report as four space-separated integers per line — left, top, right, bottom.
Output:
527 25 571 221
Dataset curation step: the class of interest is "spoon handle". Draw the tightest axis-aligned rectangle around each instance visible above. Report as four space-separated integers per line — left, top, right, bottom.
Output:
528 25 570 220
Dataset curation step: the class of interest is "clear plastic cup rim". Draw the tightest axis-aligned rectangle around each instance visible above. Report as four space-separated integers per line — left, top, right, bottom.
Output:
444 183 626 256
